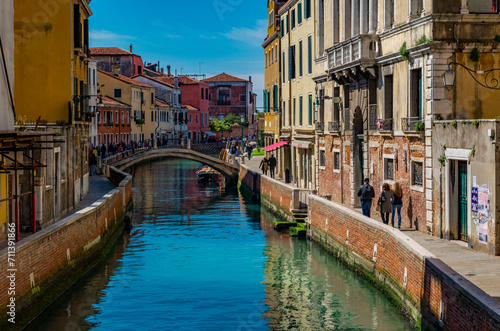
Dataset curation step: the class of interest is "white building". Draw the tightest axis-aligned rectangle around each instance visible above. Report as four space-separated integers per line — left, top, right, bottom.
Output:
0 0 15 131
88 60 98 146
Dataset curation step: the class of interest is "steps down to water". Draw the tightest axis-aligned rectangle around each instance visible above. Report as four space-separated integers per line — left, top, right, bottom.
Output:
273 209 308 237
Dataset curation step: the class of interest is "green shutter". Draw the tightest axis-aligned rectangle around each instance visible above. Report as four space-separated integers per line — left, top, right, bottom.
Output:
274 85 278 111
298 3 302 24
263 90 267 112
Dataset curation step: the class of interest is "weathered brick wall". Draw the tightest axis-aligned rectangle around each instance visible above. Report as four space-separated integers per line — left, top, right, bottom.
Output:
308 195 500 330
0 167 132 329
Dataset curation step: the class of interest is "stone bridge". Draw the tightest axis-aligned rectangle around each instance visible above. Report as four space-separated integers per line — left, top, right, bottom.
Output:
110 148 239 184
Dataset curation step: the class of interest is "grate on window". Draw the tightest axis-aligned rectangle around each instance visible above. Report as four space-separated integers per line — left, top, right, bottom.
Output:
320 150 326 167
412 161 423 186
385 158 394 180
333 152 340 170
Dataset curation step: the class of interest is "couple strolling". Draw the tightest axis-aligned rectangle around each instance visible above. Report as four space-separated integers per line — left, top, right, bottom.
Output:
357 178 403 228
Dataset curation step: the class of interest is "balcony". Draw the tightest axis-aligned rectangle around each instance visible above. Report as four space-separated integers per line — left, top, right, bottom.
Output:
368 105 393 131
326 34 380 83
402 117 424 132
328 121 341 133
315 122 324 131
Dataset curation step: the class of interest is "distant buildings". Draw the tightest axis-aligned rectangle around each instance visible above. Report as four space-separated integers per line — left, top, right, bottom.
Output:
90 46 144 77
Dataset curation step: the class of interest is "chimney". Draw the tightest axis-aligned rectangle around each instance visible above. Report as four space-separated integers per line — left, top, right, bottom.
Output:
161 68 164 74
113 65 120 76
130 43 133 53
174 77 179 87
249 76 252 82
167 65 171 76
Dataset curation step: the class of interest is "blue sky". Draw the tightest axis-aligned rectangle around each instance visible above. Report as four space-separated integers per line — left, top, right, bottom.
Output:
89 0 266 107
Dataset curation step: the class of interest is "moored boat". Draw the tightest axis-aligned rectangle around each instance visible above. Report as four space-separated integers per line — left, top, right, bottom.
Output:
196 165 221 182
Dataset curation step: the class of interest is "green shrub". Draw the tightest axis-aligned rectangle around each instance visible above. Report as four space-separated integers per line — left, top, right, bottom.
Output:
399 42 410 60
470 48 480 62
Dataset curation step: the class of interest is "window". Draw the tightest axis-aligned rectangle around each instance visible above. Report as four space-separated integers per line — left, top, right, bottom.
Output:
293 97 296 126
282 51 286 83
196 114 199 123
269 9 274 27
283 100 286 127
127 111 129 124
115 111 118 123
409 0 423 17
469 0 498 13
275 46 278 62
280 19 284 38
333 151 340 170
384 157 395 180
305 0 311 18
299 40 303 77
240 94 246 102
308 35 312 74
151 92 154 105
298 3 303 24
344 85 350 109
218 87 230 104
384 0 395 28
286 14 289 33
411 161 423 186
289 45 296 80
73 4 82 48
190 114 192 123
308 94 313 126
141 92 144 105
384 75 394 121
299 96 303 126
201 87 204 100
318 0 325 54
114 89 121 98
291 9 296 29
151 111 154 122
410 69 423 120
122 111 124 124
319 149 326 168
205 88 208 99
106 111 113 125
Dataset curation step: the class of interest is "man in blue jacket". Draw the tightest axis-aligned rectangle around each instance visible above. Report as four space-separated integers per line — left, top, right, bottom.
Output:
357 178 375 217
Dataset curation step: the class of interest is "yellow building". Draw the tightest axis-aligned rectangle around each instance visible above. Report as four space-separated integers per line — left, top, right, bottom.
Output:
97 70 156 143
13 0 94 227
263 1 286 176
279 0 317 189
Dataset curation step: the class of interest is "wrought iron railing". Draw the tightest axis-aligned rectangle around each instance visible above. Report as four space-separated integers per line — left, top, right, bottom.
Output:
315 122 324 131
328 121 341 132
368 105 378 130
375 119 393 131
344 109 351 131
402 117 424 132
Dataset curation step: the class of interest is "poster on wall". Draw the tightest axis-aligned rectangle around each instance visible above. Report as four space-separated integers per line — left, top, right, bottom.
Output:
478 215 488 245
471 187 479 213
477 185 490 246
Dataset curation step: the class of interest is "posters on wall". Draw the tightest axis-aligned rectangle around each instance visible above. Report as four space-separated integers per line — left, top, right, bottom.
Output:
477 185 490 246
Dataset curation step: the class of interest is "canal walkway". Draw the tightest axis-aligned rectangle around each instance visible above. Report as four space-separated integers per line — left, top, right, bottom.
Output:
0 173 116 251
244 154 500 303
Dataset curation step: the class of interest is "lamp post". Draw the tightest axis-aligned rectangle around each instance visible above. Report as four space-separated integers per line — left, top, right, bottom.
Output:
240 116 245 143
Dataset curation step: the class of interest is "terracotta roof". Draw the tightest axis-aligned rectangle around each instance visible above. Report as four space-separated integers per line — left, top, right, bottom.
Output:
202 73 248 83
155 75 201 85
101 96 131 107
131 74 177 89
155 99 170 107
278 0 293 14
98 70 153 88
183 104 199 111
90 47 132 56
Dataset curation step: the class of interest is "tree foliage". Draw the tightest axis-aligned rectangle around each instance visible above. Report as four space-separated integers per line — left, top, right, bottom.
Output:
209 113 248 132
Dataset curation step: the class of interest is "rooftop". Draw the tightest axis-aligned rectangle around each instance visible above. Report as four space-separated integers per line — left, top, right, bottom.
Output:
90 47 134 56
101 96 131 107
202 73 248 83
98 70 153 88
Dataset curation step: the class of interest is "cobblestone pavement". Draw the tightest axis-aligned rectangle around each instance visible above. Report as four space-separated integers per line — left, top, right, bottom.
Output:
243 154 500 303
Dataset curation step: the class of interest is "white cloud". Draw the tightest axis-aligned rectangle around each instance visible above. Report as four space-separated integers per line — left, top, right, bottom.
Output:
200 34 219 40
164 34 182 39
219 19 267 46
90 30 136 42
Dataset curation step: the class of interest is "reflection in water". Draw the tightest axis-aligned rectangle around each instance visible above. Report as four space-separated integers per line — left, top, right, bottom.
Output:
29 159 411 330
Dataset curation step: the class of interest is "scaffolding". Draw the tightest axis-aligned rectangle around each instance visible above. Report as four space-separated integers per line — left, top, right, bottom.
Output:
0 131 55 242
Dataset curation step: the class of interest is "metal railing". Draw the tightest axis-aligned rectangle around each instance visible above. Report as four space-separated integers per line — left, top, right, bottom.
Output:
328 121 341 132
368 105 378 130
375 119 394 131
402 117 424 132
315 122 324 131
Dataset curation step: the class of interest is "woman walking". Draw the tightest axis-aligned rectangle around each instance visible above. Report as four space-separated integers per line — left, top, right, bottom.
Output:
391 181 403 229
378 183 394 225
259 156 269 175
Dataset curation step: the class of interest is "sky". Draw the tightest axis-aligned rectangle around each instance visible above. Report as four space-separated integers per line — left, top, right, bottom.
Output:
89 0 266 108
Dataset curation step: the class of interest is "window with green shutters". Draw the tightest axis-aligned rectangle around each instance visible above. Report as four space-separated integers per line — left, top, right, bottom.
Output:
298 3 302 24
291 9 295 29
299 40 303 77
308 35 312 74
286 14 289 33
282 51 286 83
274 85 278 111
308 94 313 125
299 96 303 126
289 45 296 80
280 20 284 38
305 0 311 18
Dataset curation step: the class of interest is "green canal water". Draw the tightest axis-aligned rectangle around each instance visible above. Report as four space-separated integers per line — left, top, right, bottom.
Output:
29 159 412 330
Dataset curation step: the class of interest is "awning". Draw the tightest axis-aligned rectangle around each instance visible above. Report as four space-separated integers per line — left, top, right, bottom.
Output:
263 141 288 152
203 131 216 136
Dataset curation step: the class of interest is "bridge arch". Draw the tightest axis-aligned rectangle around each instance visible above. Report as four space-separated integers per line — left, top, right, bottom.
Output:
111 149 239 183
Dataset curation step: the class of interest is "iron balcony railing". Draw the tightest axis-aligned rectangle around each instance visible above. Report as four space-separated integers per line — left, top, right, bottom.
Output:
375 119 394 131
315 121 324 131
402 117 424 132
328 121 341 132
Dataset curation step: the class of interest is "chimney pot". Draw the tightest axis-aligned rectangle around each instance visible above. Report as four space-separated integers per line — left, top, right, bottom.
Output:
249 76 252 82
130 44 133 53
167 65 171 76
161 68 164 74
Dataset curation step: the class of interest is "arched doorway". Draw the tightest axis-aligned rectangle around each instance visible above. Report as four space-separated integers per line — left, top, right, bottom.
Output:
353 107 364 207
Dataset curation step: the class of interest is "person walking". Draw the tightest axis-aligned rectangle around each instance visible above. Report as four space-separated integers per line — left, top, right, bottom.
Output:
247 143 253 160
391 181 403 229
268 154 277 178
357 178 375 218
260 156 269 175
378 183 394 225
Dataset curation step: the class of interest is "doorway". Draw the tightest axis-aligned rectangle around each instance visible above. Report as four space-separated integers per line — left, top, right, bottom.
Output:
353 107 364 198
458 161 468 241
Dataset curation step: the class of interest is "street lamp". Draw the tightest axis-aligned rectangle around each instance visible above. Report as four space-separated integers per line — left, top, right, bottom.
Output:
442 62 500 90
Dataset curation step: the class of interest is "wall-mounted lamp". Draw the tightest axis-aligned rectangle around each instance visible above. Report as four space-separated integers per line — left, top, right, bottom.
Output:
442 62 500 90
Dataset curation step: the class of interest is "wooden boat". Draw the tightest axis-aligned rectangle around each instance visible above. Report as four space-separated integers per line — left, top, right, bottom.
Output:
196 165 221 182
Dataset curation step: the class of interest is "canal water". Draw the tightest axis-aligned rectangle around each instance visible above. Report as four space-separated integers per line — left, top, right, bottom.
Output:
29 159 412 330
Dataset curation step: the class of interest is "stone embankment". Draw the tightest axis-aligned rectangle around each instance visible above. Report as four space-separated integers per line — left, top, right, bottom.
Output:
239 163 500 330
0 166 132 330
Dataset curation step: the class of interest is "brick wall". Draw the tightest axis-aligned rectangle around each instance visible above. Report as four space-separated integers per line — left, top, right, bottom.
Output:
0 167 132 329
308 195 500 329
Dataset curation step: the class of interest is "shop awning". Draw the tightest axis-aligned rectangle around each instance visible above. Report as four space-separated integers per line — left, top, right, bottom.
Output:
263 141 288 152
203 131 216 136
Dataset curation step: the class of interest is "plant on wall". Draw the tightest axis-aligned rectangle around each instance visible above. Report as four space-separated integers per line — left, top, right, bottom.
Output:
416 35 433 46
438 154 446 167
470 48 480 62
495 35 500 43
399 42 410 60
414 122 425 131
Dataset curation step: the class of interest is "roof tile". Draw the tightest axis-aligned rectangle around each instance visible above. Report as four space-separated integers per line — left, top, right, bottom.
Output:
202 72 248 83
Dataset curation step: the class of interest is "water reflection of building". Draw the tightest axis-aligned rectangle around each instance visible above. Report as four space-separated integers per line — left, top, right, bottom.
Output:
260 209 406 330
